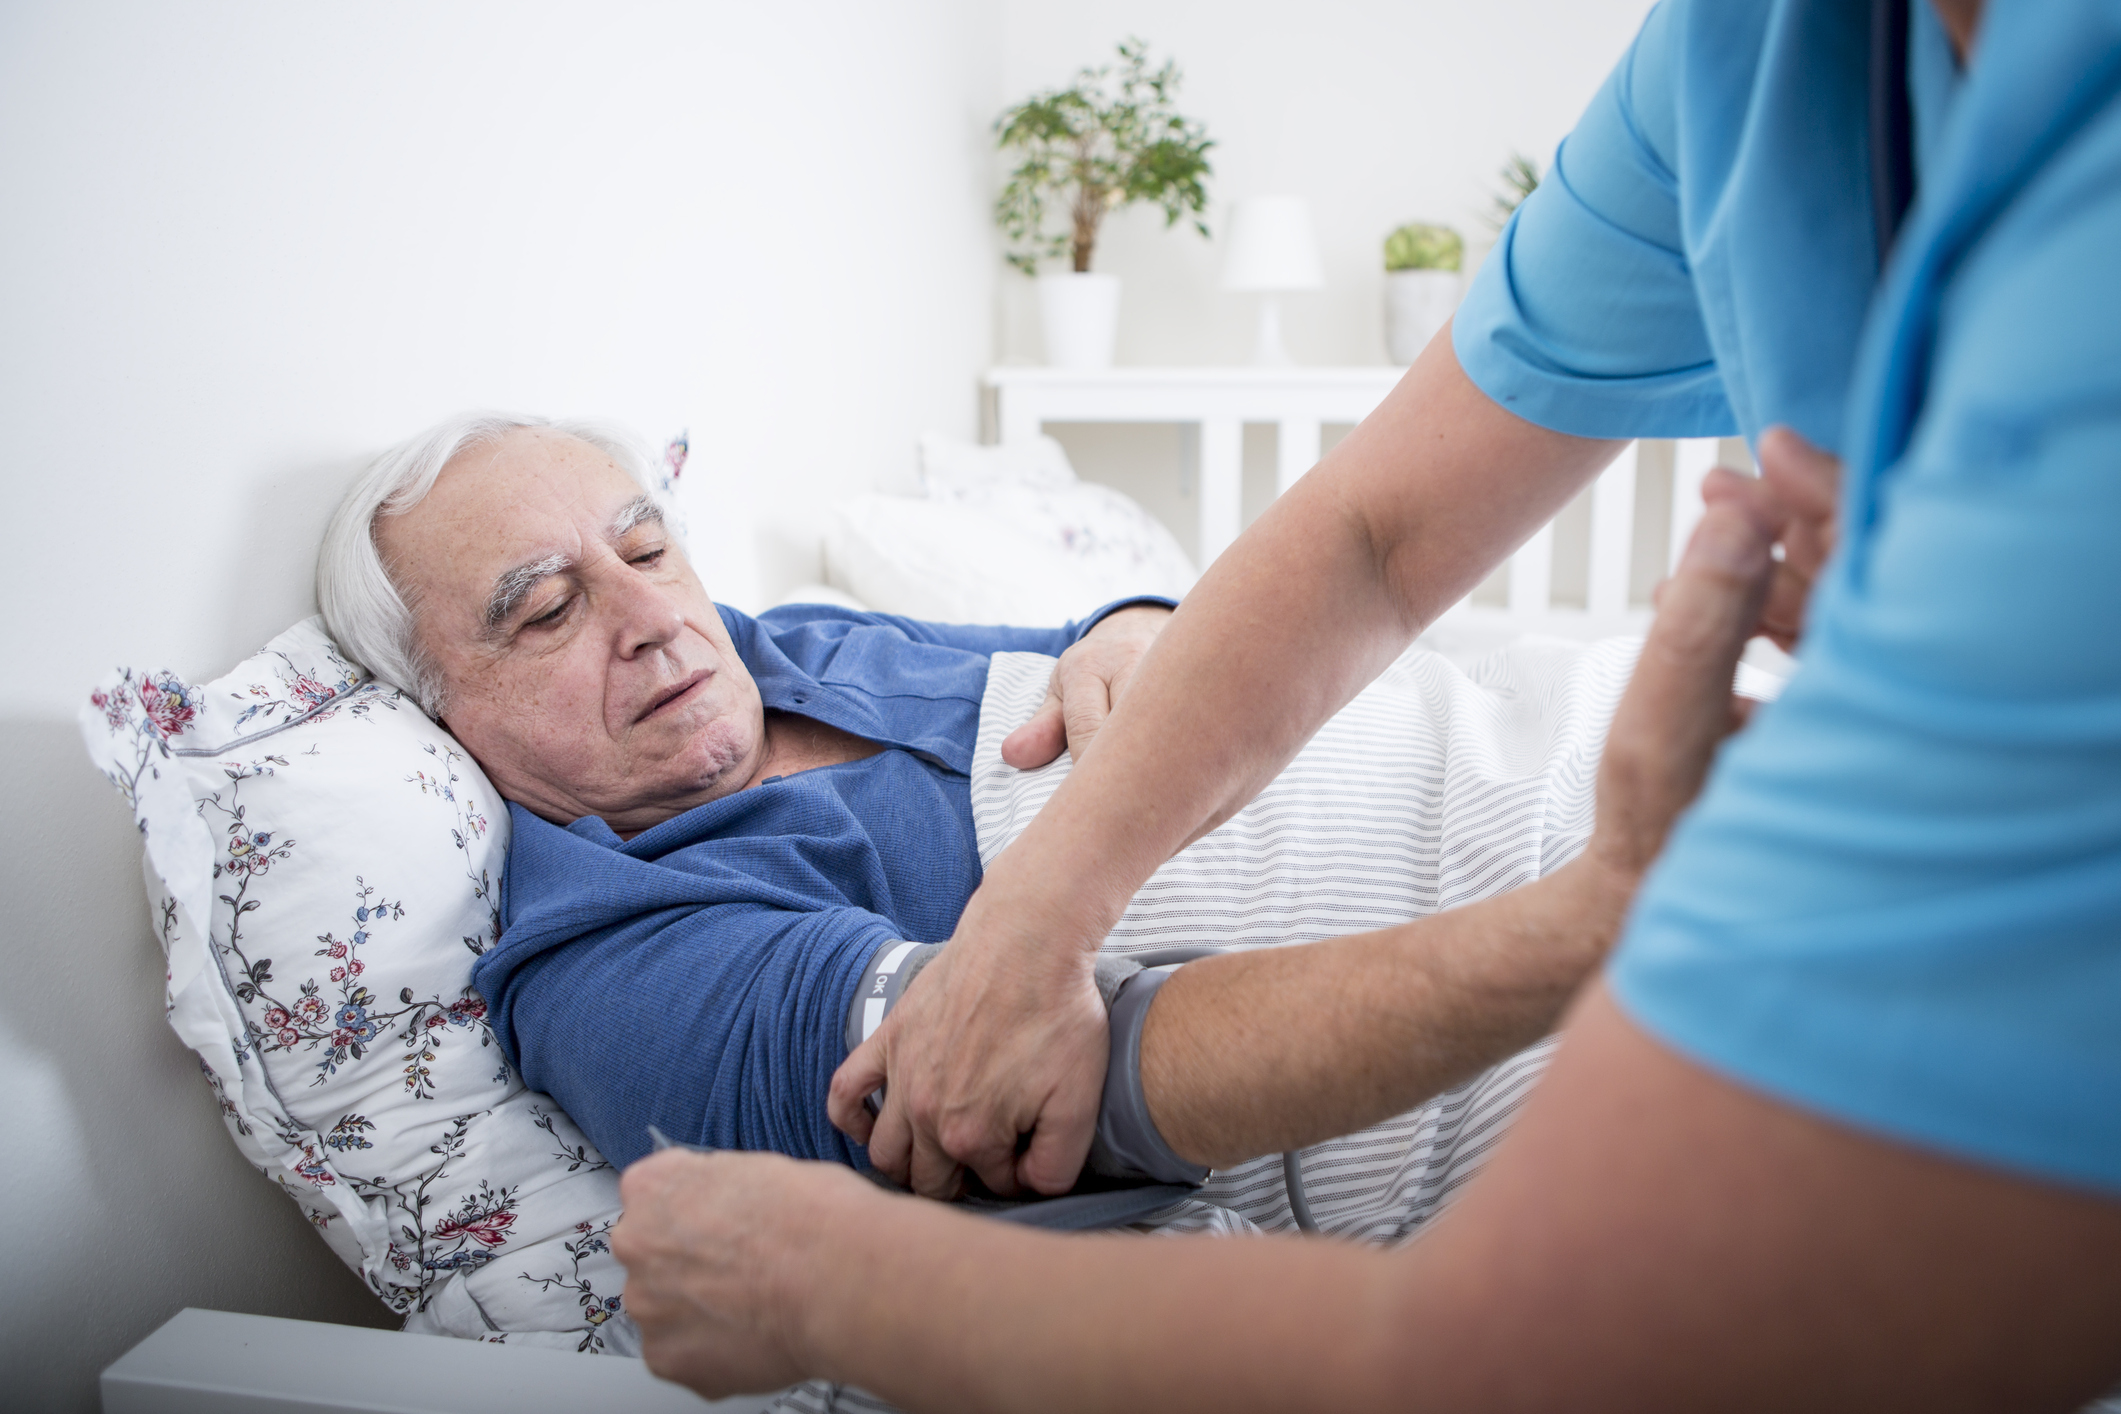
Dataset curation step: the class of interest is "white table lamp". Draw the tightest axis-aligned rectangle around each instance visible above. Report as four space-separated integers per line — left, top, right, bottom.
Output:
1221 195 1324 366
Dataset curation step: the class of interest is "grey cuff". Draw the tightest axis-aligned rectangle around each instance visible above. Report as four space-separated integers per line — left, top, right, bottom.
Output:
1086 968 1211 1186
1092 951 1142 1007
841 942 1207 1189
844 941 944 1055
845 943 1134 1057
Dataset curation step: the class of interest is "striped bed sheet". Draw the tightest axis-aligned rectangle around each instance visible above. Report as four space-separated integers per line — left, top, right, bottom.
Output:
972 637 1637 1241
775 636 1642 1414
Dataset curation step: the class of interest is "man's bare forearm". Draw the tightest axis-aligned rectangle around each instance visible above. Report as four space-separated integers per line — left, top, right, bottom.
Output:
1138 854 1631 1167
955 333 1622 961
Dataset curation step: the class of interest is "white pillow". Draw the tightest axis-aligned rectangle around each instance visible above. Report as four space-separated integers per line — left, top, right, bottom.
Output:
917 430 1078 493
770 581 872 613
826 494 1106 626
80 619 633 1353
936 479 1198 595
832 435 1198 623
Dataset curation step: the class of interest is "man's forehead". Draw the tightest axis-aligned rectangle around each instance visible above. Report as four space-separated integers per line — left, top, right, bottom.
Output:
391 432 649 612
414 435 630 549
449 430 635 511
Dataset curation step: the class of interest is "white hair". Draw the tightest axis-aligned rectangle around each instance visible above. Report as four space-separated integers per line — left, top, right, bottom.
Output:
317 411 658 718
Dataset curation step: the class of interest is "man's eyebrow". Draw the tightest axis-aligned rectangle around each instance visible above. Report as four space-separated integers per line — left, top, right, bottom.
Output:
482 551 571 634
609 495 664 539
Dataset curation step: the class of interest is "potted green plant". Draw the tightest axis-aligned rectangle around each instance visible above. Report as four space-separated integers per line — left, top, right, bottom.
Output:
994 38 1213 368
1485 151 1543 232
1383 222 1463 364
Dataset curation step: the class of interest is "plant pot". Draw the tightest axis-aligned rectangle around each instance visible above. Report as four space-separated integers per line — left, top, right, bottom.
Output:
1384 269 1461 365
1038 272 1122 369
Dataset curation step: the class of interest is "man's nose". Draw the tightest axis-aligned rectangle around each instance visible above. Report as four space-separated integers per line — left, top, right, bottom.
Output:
611 570 685 659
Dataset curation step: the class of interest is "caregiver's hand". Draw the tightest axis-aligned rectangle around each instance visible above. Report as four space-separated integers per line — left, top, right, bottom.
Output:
1000 603 1173 769
615 1149 864 1398
1591 465 1790 881
1748 425 1841 652
829 912 1106 1198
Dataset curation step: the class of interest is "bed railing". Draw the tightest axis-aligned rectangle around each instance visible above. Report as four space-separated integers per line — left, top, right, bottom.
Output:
1427 437 1734 644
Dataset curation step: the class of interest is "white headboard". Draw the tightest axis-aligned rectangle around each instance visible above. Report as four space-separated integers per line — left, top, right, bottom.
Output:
1434 436 1729 643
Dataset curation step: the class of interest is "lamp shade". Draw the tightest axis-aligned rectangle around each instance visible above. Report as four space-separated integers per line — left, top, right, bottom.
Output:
1220 196 1324 292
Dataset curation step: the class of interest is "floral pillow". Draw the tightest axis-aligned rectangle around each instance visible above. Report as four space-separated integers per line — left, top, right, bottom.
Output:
81 618 633 1354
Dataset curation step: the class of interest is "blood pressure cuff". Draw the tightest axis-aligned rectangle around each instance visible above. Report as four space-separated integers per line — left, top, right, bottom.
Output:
844 941 1210 1188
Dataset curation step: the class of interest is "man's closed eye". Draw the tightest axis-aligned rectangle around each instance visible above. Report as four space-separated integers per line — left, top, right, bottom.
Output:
525 597 572 629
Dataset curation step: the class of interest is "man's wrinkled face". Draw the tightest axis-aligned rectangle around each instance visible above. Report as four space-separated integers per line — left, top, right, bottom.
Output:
375 428 764 835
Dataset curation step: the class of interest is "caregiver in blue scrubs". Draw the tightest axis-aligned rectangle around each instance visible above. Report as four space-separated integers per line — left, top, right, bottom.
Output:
615 1 2121 1406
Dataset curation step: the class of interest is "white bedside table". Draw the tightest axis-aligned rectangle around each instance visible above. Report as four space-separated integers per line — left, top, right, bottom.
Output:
985 365 1405 565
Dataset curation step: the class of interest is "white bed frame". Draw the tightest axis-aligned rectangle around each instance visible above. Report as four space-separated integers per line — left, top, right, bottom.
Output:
1426 435 1729 650
104 1308 777 1413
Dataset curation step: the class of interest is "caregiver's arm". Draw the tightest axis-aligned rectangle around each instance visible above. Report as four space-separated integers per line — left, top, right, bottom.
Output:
839 331 1625 1195
622 986 2121 1414
1127 467 1785 1166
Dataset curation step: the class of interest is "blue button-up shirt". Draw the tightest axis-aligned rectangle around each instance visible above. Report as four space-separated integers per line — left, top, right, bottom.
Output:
475 598 1164 1170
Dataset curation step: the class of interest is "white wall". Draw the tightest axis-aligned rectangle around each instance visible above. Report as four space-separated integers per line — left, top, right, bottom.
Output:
0 3 999 1407
997 0 1654 366
994 0 1654 558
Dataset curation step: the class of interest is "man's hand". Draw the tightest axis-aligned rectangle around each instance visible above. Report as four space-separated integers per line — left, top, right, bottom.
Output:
615 1149 864 1398
828 927 1108 1197
1000 603 1172 770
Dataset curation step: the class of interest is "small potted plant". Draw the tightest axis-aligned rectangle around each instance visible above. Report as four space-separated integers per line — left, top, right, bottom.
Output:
995 38 1214 369
1382 222 1463 364
1485 150 1543 232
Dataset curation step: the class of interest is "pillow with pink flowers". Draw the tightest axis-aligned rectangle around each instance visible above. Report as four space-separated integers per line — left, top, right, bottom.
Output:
82 617 635 1353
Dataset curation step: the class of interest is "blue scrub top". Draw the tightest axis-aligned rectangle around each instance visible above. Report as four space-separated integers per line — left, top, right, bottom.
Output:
1459 0 2121 1195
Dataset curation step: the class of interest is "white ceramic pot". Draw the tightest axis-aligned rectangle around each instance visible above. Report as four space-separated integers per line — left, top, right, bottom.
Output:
1384 269 1462 365
1038 272 1122 369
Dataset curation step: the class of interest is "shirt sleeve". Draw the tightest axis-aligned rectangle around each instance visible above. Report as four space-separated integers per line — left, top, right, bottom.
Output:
477 809 897 1171
1452 0 1739 439
1608 116 2121 1194
757 595 1177 659
484 894 895 1172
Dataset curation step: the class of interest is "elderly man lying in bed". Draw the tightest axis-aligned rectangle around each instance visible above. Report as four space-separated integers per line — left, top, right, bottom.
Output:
320 412 1743 1233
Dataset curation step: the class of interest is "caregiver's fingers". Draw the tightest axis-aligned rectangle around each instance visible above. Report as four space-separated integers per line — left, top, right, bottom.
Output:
907 1123 972 1202
1756 559 1819 653
1754 425 1843 650
1757 424 1840 540
1650 494 1777 681
827 1033 887 1147
1595 498 1777 879
1015 1083 1102 1198
616 1150 858 1398
1000 686 1068 770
